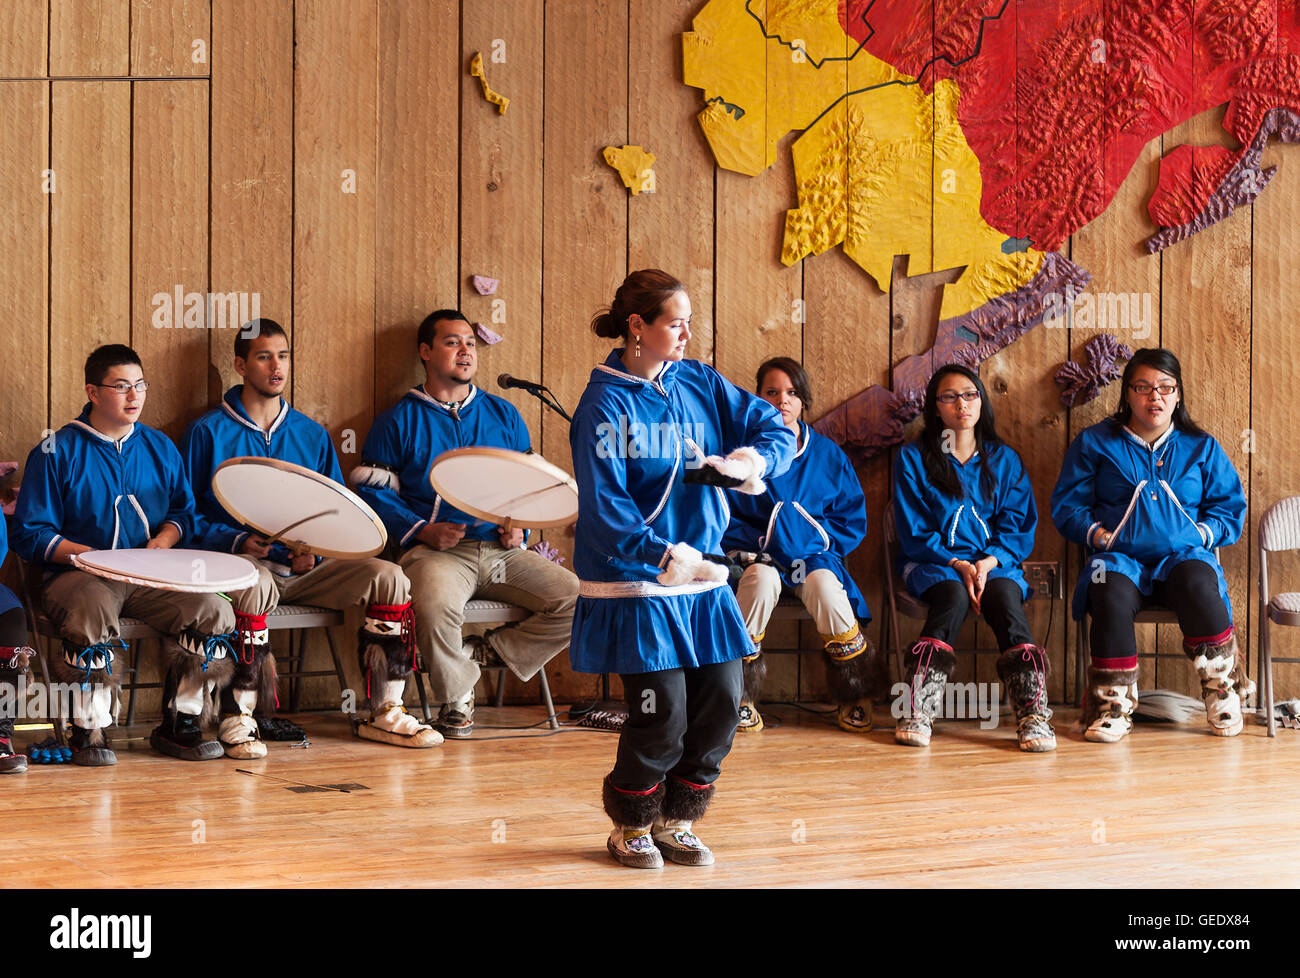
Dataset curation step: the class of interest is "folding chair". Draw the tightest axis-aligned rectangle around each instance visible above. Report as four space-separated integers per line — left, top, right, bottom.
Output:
1257 495 1300 737
412 599 559 730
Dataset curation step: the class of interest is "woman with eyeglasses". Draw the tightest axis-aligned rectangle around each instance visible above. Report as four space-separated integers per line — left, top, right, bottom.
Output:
1051 348 1248 742
891 364 1052 751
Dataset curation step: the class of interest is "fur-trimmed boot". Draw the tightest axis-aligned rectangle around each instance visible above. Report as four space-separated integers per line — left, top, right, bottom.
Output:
603 776 665 869
355 602 442 748
895 637 957 747
1185 628 1251 737
150 629 234 761
738 647 766 732
996 644 1056 752
1082 664 1140 743
218 611 273 760
653 777 717 866
822 623 886 733
0 646 34 774
53 639 123 767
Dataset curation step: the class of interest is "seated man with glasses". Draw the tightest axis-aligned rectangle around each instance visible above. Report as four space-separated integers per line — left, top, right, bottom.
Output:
12 344 242 765
1052 347 1249 743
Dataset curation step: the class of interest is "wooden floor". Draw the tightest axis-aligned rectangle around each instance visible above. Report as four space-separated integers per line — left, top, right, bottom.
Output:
3 703 1297 888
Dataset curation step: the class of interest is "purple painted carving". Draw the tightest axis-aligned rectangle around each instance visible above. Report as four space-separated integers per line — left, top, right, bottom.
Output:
1054 334 1134 408
473 322 503 345
1146 108 1300 253
814 252 1091 463
531 540 565 565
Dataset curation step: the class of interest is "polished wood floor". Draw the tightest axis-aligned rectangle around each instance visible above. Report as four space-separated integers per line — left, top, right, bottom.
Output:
2 703 1297 888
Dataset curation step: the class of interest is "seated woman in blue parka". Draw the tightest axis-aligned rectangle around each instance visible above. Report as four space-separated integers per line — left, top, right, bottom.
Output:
892 363 1053 752
1051 347 1250 742
723 357 886 735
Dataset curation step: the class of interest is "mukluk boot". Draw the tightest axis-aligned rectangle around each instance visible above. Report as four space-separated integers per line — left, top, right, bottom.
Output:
355 602 441 747
896 637 957 746
1082 664 1139 743
150 629 233 761
0 646 34 774
996 644 1056 752
603 776 665 869
1185 627 1251 737
738 643 766 733
218 611 272 760
52 639 123 766
653 777 717 866
822 623 885 733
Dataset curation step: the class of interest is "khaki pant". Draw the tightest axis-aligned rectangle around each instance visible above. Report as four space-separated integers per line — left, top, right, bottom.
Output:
400 540 578 703
735 564 856 644
43 570 235 647
42 569 238 724
231 556 410 616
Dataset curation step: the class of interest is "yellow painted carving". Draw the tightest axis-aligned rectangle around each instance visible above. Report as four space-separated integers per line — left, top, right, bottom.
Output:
603 145 658 196
683 0 1044 321
470 52 509 115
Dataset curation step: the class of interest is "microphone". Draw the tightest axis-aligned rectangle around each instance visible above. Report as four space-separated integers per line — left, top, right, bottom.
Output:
498 373 547 393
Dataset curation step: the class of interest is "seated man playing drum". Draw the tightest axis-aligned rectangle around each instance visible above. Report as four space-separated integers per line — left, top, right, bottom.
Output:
182 319 437 756
351 310 579 738
12 344 240 765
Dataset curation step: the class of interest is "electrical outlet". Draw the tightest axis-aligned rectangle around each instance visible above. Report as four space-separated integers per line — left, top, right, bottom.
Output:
1023 560 1062 599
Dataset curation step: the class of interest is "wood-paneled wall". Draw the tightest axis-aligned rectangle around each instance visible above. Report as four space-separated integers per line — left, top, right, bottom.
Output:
1 0 1297 711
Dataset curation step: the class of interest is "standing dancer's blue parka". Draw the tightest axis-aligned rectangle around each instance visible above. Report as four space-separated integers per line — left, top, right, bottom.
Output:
722 422 870 619
568 352 796 675
892 439 1038 600
1050 420 1245 620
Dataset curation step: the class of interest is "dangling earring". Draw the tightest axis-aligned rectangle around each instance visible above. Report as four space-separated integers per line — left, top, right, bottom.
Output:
633 334 641 358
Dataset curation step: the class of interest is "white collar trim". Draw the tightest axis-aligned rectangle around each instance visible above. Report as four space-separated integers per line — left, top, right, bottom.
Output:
71 419 135 448
411 384 477 412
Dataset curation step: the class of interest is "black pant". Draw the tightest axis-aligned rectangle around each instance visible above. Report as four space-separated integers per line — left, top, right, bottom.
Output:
920 578 1034 651
611 659 743 791
1087 558 1230 661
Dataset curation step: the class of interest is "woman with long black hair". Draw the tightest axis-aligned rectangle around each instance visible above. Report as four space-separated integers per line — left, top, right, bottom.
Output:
1051 348 1249 742
891 363 1052 751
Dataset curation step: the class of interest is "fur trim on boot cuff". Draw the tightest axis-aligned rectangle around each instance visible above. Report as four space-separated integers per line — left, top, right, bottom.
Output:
663 777 715 822
908 638 957 682
742 652 767 702
1082 665 1139 726
996 644 1050 713
602 777 665 828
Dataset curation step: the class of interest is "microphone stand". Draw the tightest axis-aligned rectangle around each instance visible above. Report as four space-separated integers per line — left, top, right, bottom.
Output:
510 382 572 424
504 381 617 719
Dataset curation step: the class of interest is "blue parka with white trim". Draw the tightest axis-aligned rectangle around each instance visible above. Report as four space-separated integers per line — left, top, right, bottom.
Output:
892 438 1037 600
354 385 532 550
567 351 795 674
13 408 194 574
722 421 870 619
1050 419 1245 620
181 385 343 564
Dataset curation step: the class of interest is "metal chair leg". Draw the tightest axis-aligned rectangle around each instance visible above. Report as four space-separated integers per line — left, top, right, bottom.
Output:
289 630 303 714
494 667 506 707
1263 616 1276 738
322 627 348 710
126 642 139 727
538 668 559 730
413 666 432 723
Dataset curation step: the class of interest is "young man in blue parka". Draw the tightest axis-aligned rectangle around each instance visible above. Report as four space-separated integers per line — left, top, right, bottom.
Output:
182 320 434 756
1052 349 1250 742
351 311 578 739
13 345 239 765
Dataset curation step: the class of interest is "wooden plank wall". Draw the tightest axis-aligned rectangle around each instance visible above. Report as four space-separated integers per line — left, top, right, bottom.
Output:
1 0 1299 714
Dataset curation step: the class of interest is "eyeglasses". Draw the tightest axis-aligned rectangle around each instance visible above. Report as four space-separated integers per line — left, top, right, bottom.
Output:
936 391 981 405
1128 383 1177 397
96 380 149 394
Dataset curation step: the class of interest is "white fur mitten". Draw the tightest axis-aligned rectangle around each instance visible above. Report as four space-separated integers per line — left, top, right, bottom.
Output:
657 543 729 587
700 447 767 495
